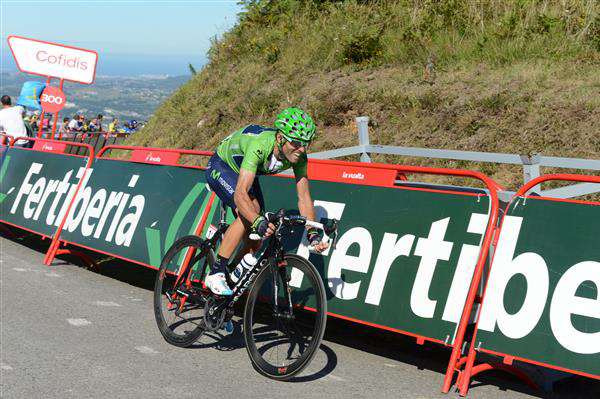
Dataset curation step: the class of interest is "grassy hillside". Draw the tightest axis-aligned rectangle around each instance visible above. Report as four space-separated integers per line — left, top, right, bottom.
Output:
127 0 600 190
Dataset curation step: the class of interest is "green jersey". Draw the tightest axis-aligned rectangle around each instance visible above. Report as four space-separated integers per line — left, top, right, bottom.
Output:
216 125 308 177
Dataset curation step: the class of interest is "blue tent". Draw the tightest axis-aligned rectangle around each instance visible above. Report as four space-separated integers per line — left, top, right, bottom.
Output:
16 81 46 110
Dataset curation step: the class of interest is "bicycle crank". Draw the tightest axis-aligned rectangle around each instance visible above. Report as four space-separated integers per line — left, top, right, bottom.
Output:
203 297 226 332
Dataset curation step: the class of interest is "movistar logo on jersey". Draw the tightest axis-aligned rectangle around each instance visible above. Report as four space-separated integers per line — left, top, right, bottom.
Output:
211 170 221 180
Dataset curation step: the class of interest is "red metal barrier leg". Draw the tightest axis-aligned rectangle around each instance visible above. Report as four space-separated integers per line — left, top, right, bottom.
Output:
458 347 478 396
43 236 61 265
443 348 462 392
460 362 539 396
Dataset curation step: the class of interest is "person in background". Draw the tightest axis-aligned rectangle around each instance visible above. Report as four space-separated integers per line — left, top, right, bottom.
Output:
88 117 98 132
0 95 27 136
68 113 82 132
30 112 40 131
41 114 50 131
108 117 118 133
80 115 87 132
96 114 104 132
120 119 138 134
59 117 71 137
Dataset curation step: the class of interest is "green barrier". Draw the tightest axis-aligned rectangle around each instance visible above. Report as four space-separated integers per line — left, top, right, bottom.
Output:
2 145 510 396
260 173 492 343
57 158 215 267
4 144 598 394
456 174 600 396
1 147 497 344
0 147 90 237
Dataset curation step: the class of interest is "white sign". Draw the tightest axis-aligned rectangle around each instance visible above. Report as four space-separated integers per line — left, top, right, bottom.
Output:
8 36 98 84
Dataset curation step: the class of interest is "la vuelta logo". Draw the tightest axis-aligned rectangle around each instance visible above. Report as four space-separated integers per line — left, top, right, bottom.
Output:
10 162 145 247
145 153 162 163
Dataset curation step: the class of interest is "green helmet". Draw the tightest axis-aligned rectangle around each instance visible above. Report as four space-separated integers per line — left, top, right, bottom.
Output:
274 107 316 143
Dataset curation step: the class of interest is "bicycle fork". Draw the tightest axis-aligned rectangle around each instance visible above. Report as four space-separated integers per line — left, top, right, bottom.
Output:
272 259 294 320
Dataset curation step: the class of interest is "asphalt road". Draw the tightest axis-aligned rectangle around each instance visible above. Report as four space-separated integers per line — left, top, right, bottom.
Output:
1 230 598 399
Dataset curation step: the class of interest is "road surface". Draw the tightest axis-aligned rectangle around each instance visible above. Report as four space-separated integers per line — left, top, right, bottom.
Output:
0 230 597 399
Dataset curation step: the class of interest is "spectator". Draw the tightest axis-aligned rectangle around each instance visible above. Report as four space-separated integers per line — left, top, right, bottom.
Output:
108 117 118 133
88 114 103 132
88 117 97 132
68 114 82 132
82 118 89 132
30 112 40 131
0 95 27 136
59 117 71 137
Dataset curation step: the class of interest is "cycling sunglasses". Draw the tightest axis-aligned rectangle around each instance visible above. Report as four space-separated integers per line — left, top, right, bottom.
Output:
284 136 311 150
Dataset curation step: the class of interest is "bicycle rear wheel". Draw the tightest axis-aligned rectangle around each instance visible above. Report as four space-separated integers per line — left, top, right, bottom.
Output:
243 254 327 380
154 235 214 347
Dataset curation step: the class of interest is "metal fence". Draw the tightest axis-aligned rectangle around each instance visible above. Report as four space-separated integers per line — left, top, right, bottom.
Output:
308 116 600 200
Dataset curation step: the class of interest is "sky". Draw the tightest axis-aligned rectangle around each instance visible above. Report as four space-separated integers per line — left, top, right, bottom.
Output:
0 0 244 76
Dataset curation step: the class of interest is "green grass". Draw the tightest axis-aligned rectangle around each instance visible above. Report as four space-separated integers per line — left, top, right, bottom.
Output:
127 0 600 190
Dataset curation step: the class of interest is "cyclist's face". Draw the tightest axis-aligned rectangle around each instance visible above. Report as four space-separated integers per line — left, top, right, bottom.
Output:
279 135 309 164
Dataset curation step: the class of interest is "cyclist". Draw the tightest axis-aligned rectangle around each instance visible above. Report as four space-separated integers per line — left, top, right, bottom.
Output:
204 107 328 295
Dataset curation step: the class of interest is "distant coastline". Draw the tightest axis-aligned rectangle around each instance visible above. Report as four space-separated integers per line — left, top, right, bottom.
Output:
0 70 191 123
1 48 207 77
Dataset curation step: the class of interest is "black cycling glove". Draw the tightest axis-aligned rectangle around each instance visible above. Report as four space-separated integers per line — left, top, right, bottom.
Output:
251 213 274 238
306 227 323 246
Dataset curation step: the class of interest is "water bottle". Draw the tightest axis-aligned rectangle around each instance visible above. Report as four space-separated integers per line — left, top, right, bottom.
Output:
230 253 258 284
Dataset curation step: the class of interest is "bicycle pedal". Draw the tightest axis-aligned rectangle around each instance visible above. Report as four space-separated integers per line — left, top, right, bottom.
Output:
223 320 233 333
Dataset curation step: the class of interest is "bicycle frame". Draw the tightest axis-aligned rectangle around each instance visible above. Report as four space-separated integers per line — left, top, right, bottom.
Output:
168 199 332 327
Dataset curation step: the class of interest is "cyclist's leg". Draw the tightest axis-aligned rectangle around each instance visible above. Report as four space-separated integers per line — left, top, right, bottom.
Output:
226 198 262 267
232 178 265 263
205 154 240 294
205 156 262 294
207 157 264 255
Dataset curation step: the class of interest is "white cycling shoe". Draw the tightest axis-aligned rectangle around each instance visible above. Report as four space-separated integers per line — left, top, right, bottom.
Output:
205 272 233 296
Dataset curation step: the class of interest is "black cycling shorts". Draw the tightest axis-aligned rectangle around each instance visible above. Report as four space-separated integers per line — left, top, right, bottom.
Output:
205 154 265 213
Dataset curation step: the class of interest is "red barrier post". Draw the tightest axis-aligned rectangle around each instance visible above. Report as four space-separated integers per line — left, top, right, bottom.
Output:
5 137 97 265
456 173 600 396
305 159 502 394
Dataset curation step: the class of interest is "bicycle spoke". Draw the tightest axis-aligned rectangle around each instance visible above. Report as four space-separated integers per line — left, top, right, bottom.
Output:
154 236 214 347
244 255 327 379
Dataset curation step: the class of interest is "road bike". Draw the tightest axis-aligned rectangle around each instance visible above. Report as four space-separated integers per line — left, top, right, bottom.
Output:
153 203 337 380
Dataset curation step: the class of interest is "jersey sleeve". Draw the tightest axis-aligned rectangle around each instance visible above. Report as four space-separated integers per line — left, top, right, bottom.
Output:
240 140 267 174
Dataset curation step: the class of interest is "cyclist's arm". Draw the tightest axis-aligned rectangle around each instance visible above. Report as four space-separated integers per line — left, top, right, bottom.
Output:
296 175 328 252
234 169 261 223
295 175 316 221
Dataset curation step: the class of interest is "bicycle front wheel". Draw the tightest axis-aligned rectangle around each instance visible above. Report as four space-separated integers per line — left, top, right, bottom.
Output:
154 235 214 347
243 254 327 380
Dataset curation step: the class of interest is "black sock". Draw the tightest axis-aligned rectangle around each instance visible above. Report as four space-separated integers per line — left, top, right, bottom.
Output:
211 255 229 275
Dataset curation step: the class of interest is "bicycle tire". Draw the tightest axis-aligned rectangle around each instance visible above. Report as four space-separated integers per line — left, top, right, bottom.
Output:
243 254 327 380
154 235 214 347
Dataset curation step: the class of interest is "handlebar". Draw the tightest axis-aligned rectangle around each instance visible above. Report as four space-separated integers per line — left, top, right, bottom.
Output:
248 209 338 252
